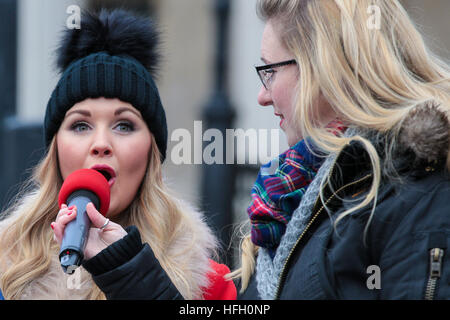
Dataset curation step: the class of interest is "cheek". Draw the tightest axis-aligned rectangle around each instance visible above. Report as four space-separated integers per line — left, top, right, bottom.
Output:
121 138 150 174
115 134 152 198
274 87 297 122
103 134 152 217
273 74 298 121
57 135 86 179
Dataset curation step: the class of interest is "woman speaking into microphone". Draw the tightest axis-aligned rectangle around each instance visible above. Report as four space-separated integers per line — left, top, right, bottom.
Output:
0 9 235 300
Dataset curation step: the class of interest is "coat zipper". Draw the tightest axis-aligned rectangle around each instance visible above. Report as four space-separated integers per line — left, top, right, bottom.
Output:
274 170 372 299
424 248 444 300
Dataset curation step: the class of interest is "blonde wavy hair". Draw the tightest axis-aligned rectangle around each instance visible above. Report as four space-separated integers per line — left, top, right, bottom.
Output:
231 0 450 292
0 135 215 299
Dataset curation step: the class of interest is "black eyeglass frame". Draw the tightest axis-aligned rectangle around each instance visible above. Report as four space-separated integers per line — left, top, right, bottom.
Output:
255 59 297 89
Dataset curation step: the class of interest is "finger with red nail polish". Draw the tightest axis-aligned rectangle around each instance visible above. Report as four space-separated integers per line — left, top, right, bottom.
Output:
51 208 77 245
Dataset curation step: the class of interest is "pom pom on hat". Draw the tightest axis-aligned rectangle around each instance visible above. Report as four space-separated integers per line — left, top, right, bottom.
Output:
56 9 161 77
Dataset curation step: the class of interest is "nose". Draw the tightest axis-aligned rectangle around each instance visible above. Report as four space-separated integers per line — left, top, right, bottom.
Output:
90 129 113 157
257 85 272 107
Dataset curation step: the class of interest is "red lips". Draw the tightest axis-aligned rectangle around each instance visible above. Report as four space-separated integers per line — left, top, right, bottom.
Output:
275 113 285 128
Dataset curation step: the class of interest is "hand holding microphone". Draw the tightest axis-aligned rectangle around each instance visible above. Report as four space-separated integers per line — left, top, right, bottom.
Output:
51 169 127 274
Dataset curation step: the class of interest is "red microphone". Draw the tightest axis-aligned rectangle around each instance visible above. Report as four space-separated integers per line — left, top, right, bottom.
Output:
58 169 110 274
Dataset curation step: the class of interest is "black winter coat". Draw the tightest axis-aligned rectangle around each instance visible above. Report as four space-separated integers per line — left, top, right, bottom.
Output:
239 137 450 300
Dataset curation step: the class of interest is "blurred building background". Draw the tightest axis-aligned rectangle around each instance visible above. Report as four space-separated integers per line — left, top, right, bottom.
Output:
0 0 449 267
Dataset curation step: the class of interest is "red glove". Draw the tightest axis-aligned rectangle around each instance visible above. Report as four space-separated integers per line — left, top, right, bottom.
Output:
203 260 237 300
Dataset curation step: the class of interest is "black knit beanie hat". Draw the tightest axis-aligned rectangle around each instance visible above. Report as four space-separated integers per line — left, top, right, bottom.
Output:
44 9 168 162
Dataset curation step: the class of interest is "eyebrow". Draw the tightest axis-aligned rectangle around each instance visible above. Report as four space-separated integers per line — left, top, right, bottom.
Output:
65 107 142 119
65 109 91 118
114 107 142 119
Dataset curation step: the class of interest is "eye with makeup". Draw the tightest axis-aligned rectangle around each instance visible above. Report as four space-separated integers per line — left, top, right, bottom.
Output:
69 120 135 133
70 121 91 133
114 120 135 133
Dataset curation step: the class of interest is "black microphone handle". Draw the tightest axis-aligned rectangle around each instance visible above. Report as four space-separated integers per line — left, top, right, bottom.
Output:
59 190 100 274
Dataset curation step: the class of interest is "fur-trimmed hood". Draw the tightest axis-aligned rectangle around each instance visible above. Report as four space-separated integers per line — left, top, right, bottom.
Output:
396 100 449 170
358 100 449 178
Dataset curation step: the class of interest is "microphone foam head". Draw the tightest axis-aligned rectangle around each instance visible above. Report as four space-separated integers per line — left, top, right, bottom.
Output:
58 169 110 215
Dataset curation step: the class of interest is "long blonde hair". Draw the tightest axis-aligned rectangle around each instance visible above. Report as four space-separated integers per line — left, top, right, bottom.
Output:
0 135 216 299
232 0 450 292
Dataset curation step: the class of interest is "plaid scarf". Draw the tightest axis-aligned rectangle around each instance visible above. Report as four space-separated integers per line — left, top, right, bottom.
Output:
247 138 325 257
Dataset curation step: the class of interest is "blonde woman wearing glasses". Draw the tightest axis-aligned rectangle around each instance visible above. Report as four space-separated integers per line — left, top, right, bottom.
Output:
232 0 450 300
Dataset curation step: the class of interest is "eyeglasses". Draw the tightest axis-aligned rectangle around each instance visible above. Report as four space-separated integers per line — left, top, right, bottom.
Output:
255 59 297 90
